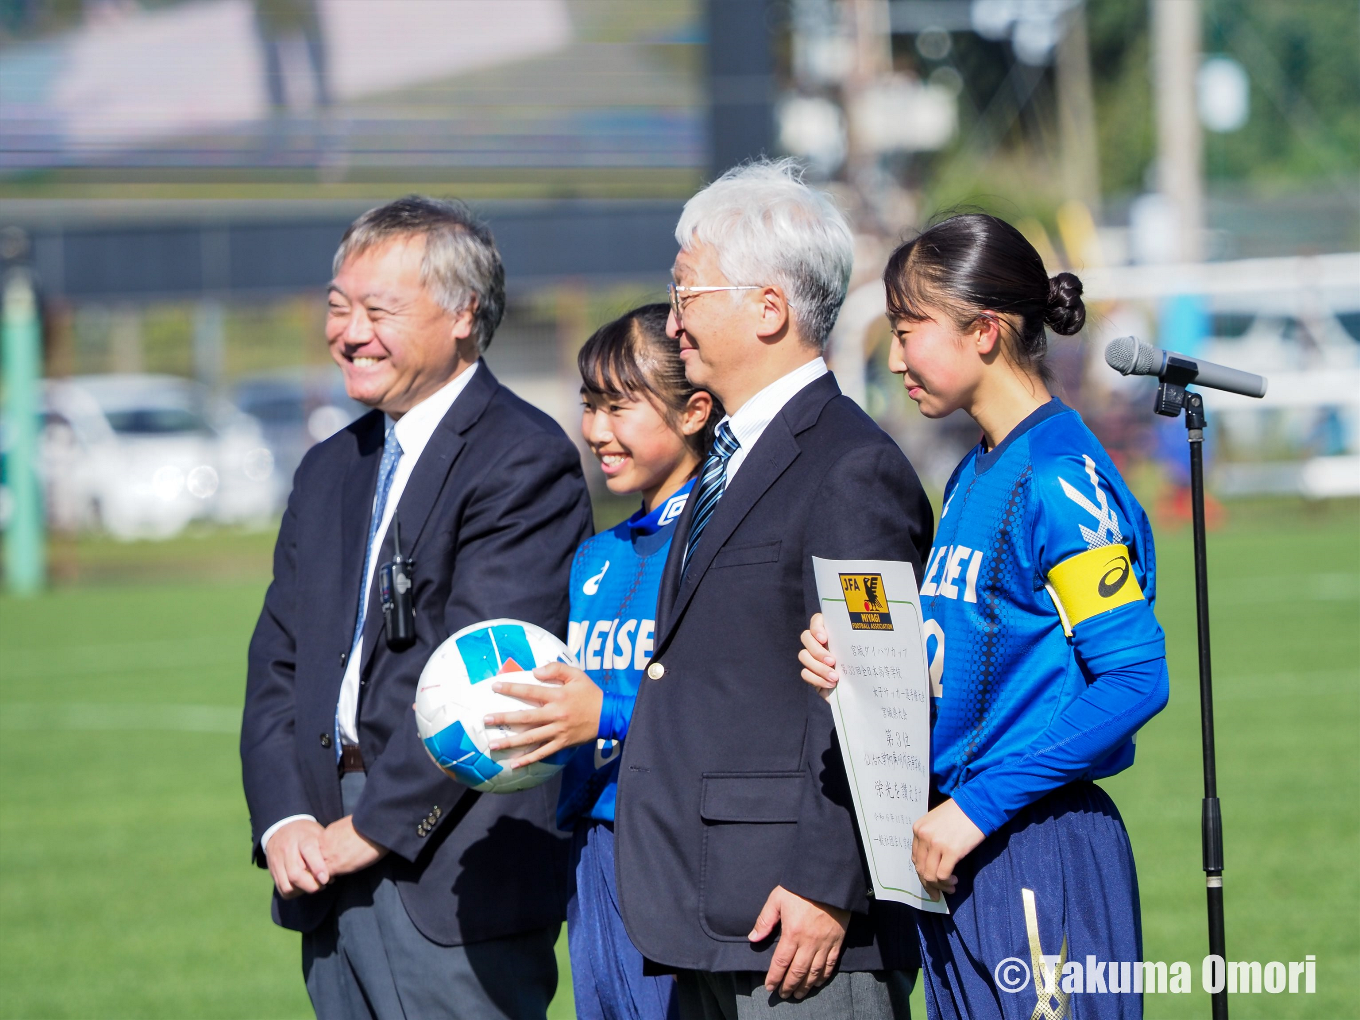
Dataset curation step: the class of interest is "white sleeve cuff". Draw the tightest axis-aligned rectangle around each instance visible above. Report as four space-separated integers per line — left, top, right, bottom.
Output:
260 814 318 854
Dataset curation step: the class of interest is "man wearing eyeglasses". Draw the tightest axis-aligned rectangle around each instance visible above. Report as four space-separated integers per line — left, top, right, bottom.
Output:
614 160 934 1019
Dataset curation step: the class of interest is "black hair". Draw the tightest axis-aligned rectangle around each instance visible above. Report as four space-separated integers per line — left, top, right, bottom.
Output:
577 304 722 460
883 213 1086 381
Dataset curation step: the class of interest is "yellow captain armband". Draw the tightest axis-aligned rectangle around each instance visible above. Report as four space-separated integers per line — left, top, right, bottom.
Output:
1045 544 1145 637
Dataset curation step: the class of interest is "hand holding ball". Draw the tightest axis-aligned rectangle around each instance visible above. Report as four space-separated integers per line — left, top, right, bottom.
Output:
415 620 578 793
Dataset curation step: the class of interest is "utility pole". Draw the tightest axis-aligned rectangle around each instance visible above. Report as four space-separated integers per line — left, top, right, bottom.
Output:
1153 11 1225 1019
1153 0 1204 262
2 238 46 596
842 0 893 224
1056 1 1101 215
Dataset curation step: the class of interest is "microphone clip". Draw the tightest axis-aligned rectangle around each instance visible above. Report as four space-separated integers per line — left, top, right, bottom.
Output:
1153 356 1200 419
379 520 417 652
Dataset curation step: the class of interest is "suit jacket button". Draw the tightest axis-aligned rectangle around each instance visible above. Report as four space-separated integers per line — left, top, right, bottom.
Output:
339 651 348 666
319 733 333 749
646 662 665 680
417 824 427 837
433 806 442 819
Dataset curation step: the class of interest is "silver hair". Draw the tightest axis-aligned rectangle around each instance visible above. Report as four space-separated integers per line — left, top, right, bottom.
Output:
334 196 506 353
674 158 854 350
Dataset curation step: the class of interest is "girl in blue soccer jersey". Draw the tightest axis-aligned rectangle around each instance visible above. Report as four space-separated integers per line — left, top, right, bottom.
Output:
485 304 719 1020
800 215 1169 1019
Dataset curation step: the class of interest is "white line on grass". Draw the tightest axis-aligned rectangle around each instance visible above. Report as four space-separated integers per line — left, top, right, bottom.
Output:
0 703 240 733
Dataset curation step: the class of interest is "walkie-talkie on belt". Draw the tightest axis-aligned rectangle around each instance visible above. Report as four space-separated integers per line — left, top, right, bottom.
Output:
380 520 416 651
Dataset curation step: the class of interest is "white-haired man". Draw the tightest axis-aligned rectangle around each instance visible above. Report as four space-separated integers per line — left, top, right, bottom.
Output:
611 161 935 1018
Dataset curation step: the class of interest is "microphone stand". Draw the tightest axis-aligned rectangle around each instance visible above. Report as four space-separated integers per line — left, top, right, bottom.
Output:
1154 357 1228 1020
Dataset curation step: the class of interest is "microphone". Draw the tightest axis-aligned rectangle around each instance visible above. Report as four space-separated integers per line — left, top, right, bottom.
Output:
1105 336 1267 398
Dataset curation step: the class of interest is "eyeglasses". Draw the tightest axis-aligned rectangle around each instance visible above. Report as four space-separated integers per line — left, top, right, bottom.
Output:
668 282 762 329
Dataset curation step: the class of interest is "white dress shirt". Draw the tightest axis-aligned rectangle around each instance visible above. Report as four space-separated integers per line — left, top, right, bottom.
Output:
260 361 480 852
721 356 828 485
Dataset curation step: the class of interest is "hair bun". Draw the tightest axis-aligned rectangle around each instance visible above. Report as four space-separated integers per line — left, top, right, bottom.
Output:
1045 272 1086 336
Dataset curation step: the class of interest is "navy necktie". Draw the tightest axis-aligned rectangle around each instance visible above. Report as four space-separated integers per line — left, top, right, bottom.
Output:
681 421 740 576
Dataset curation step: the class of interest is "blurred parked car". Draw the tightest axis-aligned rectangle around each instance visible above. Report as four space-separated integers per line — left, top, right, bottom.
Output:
41 374 278 540
231 368 367 500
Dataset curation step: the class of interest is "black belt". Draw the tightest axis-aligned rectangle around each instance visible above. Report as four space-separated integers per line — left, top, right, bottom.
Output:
339 744 365 774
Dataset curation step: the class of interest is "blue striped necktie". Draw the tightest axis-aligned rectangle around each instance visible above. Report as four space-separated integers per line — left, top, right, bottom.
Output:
681 421 740 576
352 422 405 650
335 422 403 757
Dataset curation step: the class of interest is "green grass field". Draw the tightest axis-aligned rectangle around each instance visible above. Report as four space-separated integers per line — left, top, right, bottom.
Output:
1 498 1356 1019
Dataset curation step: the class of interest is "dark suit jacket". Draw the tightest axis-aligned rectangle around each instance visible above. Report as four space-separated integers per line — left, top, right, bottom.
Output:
241 364 594 945
615 372 933 973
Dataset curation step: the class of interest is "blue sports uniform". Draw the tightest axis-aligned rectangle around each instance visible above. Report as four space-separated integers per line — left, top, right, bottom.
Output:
559 482 691 1020
916 400 1169 1020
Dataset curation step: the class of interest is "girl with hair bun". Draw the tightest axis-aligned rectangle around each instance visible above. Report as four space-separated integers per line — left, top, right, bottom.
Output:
800 214 1168 1019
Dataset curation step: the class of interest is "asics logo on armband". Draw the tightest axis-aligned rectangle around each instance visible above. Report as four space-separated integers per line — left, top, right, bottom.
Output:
1046 544 1144 632
1098 556 1131 598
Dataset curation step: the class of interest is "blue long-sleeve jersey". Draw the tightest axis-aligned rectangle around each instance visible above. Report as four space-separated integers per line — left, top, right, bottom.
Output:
923 399 1169 837
556 481 692 830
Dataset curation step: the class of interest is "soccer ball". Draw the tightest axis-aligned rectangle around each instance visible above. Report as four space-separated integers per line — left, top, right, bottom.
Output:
415 619 579 793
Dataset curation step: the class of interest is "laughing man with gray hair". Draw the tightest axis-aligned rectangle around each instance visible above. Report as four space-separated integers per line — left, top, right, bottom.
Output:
613 160 934 1019
241 195 593 1019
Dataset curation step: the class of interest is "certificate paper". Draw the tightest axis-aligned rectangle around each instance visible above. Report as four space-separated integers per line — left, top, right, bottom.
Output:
812 557 947 913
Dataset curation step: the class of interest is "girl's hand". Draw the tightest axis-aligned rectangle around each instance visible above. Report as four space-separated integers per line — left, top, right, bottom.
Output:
911 799 985 898
484 662 604 769
799 613 838 697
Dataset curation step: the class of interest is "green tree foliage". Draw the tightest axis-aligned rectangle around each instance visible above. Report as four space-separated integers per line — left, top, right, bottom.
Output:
1088 0 1359 197
1201 0 1360 188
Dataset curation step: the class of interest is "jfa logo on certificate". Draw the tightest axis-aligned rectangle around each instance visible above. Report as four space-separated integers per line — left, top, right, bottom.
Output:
840 573 894 631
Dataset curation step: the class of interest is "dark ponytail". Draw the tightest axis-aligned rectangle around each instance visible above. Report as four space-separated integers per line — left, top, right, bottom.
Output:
883 214 1086 382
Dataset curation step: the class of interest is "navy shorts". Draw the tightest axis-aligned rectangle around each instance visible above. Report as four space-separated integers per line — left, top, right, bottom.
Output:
917 782 1143 1020
568 820 679 1020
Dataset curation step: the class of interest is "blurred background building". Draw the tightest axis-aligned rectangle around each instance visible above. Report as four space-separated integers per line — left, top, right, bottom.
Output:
1 0 1358 588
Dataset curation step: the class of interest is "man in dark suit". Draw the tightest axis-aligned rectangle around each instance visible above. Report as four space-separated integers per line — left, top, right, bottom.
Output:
240 196 593 1019
614 161 934 1018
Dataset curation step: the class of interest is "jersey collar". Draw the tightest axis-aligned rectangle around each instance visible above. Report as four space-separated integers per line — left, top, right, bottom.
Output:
975 397 1071 475
627 478 695 536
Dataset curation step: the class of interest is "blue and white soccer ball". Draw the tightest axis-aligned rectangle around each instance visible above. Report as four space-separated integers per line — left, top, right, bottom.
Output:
415 619 579 794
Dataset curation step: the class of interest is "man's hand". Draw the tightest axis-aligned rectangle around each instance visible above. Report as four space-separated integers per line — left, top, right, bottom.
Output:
748 885 850 1000
911 799 985 898
483 662 604 769
320 815 388 878
265 818 330 899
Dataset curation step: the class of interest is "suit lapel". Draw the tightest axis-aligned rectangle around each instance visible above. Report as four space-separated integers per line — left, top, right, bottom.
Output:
655 417 800 649
341 412 385 642
359 363 498 671
655 372 842 651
